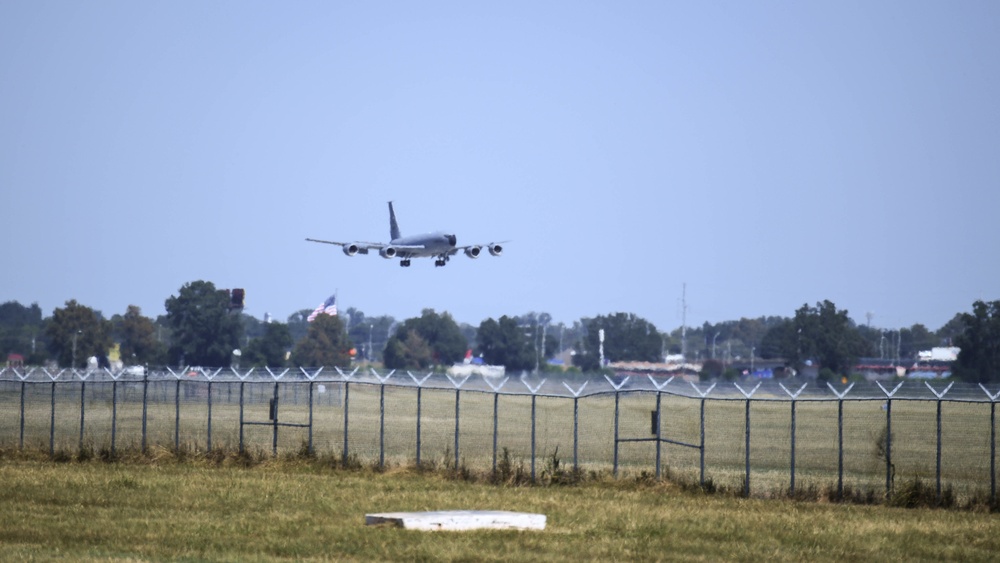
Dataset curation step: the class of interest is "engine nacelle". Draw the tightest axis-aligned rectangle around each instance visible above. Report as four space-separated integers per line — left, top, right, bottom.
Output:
342 244 361 257
379 246 397 259
464 246 482 259
488 243 503 257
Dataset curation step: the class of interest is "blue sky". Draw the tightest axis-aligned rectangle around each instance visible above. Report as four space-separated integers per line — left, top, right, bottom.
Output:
2 1 998 333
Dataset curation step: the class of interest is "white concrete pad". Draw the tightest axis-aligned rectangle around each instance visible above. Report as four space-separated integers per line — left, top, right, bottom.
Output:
365 510 546 531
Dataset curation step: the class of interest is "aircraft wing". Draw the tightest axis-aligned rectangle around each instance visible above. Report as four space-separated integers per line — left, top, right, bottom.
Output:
449 242 507 259
305 238 429 257
306 238 382 251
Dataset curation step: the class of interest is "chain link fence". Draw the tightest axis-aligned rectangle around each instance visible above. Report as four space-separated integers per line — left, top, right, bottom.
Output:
1 366 997 502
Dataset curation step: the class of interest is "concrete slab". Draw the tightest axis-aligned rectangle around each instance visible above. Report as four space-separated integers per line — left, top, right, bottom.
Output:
365 510 546 531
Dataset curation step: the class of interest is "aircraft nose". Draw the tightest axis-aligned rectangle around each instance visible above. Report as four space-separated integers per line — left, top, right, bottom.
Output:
447 234 456 246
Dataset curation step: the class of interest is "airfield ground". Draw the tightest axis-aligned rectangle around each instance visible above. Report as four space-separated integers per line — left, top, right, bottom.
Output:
0 454 998 561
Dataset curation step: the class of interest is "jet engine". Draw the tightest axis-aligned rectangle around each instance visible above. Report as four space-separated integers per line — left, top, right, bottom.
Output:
488 243 503 257
342 244 361 257
464 246 482 259
379 246 397 259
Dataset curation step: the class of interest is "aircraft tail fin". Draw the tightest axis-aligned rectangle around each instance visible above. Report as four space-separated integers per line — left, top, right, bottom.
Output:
388 201 401 241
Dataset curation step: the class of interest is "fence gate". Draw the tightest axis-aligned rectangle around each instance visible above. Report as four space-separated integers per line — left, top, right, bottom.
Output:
611 377 705 484
239 380 313 456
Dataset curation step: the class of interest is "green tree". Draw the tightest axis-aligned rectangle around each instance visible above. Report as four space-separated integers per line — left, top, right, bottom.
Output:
573 313 663 372
953 300 1000 384
384 309 467 368
937 314 966 347
45 300 113 368
164 280 244 367
341 308 397 362
759 319 794 360
899 324 938 360
243 322 294 367
286 309 313 345
383 330 434 370
0 301 47 364
116 305 166 366
477 316 534 371
291 314 352 368
760 300 871 375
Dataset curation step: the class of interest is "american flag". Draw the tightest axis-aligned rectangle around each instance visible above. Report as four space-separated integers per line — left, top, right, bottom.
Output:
307 295 337 322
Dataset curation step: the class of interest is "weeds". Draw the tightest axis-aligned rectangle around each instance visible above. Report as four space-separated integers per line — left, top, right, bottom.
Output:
889 476 956 509
1 444 994 513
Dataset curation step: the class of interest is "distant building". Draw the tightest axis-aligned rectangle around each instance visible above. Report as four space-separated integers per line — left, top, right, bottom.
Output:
6 353 24 368
918 347 960 362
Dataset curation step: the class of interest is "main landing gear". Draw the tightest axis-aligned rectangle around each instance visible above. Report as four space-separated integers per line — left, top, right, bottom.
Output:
434 255 450 267
399 259 411 267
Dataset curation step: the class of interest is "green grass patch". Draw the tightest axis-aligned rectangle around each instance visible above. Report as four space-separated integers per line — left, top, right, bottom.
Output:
1 453 999 561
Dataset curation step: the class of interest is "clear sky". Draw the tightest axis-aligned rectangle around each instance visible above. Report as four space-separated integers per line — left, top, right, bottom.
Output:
2 1 998 333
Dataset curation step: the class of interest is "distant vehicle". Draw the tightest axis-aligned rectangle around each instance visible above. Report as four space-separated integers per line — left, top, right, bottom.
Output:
306 201 505 267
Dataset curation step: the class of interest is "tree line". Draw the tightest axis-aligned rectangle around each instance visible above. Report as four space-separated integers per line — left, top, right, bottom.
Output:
2 280 998 382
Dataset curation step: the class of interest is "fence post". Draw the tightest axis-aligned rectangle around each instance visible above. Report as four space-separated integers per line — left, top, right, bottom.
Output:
605 376 630 479
447 374 471 472
379 383 386 469
936 398 942 502
417 386 423 466
980 385 1000 503
19 381 25 450
700 397 706 486
574 397 580 472
308 381 314 456
521 377 545 483
141 370 149 454
239 380 245 454
487 376 509 476
300 367 321 456
655 392 662 478
828 382 854 500
454 388 460 470
408 371 432 468
50 379 56 456
493 392 499 473
614 391 620 478
111 379 118 457
174 379 181 451
79 380 86 452
780 383 807 496
563 381 588 474
207 380 213 452
886 399 892 498
531 394 537 481
334 367 358 465
877 381 903 500
647 376 673 481
271 381 279 457
343 381 350 465
925 381 953 504
689 378 716 489
373 370 394 469
735 382 761 498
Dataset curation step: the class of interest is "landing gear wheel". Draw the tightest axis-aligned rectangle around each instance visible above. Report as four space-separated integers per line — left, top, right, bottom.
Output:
400 260 411 267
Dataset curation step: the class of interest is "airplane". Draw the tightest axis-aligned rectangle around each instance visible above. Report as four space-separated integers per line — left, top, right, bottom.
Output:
306 201 504 267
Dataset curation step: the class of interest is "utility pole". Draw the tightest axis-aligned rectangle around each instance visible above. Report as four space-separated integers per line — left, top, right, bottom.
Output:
680 283 688 359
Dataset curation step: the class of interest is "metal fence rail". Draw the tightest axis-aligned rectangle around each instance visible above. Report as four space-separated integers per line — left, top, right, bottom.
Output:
1 366 997 502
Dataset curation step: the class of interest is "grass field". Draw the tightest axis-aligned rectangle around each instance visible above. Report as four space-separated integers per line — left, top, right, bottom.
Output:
1 378 996 503
1 452 998 562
